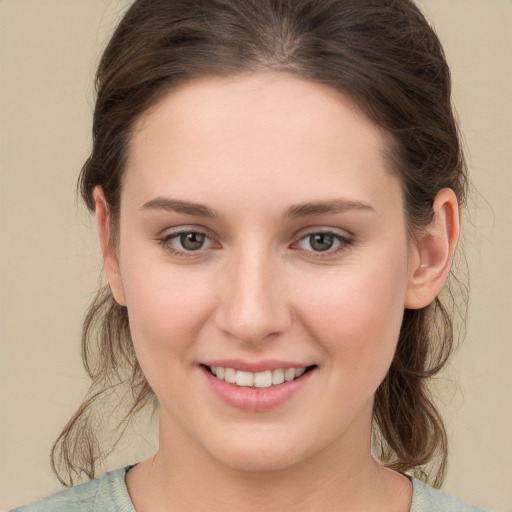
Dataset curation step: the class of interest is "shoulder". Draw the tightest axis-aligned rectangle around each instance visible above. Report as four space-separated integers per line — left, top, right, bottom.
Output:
411 478 490 512
10 466 135 512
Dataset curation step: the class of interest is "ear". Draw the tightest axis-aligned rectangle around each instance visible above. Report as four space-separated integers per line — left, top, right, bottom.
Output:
405 188 460 309
93 187 126 306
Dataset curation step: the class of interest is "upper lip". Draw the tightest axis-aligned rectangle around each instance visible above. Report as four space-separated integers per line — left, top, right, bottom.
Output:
201 359 313 373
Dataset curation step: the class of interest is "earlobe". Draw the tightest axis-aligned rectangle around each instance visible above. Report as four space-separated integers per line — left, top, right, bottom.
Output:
93 187 126 306
405 188 460 310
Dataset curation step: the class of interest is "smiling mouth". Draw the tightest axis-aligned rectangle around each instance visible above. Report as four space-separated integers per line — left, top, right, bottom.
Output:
203 365 317 388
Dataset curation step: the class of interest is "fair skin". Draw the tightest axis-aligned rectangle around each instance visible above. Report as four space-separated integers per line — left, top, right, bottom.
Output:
95 73 459 512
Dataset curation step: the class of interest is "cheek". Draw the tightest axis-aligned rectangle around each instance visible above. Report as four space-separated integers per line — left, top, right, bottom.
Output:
295 258 408 378
118 248 214 364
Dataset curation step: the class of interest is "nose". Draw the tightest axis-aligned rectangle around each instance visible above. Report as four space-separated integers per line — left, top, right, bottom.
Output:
214 247 292 346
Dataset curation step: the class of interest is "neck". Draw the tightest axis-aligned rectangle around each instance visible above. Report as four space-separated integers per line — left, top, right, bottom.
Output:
126 411 412 512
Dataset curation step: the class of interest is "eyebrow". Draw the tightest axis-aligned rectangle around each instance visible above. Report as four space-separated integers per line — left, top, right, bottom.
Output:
284 199 375 218
140 197 375 219
140 197 219 218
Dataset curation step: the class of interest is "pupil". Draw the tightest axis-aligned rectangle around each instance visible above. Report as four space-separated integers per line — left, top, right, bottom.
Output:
180 232 205 251
310 234 334 252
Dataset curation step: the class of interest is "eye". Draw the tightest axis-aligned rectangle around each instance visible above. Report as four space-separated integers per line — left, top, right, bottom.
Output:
177 232 207 251
306 233 336 252
158 230 217 255
293 230 353 255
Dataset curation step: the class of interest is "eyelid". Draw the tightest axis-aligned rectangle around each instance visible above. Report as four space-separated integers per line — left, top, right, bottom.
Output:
157 224 219 243
291 226 354 242
290 228 355 256
155 225 355 259
156 226 221 257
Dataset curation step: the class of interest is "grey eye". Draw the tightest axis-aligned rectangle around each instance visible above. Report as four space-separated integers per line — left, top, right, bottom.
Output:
180 232 206 251
308 233 335 252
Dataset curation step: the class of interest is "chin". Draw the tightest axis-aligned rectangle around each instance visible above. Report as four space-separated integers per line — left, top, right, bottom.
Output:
204 430 314 473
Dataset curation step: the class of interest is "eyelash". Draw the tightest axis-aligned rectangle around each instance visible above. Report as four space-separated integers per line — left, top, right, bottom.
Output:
157 229 354 259
291 230 354 258
157 230 217 259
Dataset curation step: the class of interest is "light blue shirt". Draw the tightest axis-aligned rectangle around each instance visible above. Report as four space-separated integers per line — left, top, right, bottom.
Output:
11 466 490 511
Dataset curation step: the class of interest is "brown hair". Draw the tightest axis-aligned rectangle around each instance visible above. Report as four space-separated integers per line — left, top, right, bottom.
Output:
52 0 467 488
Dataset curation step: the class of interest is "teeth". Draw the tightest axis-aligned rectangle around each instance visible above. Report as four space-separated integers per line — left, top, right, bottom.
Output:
272 368 285 385
295 367 306 378
235 370 254 387
284 368 296 382
253 370 272 388
224 367 236 383
209 366 309 387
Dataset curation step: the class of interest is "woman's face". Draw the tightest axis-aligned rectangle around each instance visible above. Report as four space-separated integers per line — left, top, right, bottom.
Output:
104 73 422 471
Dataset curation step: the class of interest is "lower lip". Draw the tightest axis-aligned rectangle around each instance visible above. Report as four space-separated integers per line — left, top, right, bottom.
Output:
201 366 315 412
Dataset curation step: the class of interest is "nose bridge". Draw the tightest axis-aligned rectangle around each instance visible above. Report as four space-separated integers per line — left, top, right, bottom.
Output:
216 243 290 344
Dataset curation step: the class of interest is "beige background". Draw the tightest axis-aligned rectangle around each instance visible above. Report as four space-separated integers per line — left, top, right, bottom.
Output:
1 0 511 510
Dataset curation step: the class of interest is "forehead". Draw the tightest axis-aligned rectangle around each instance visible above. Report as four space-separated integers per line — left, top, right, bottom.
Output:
124 73 401 217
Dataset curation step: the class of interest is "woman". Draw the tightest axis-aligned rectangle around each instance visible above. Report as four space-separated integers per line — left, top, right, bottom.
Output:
12 0 489 510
